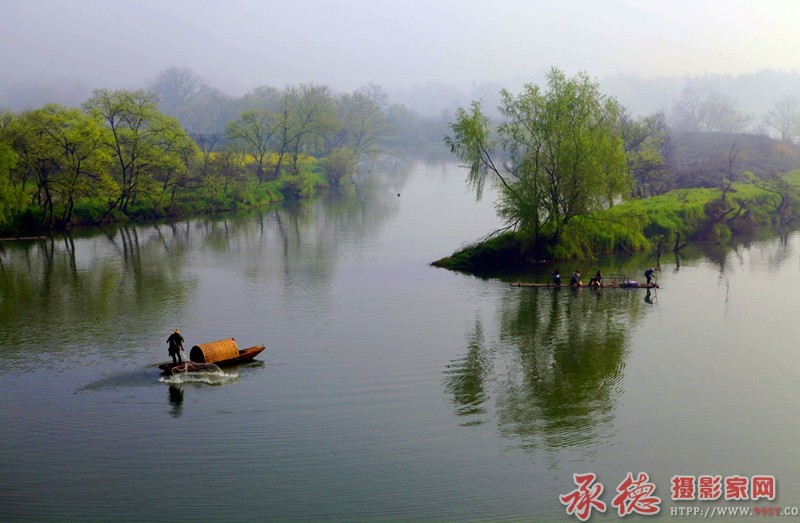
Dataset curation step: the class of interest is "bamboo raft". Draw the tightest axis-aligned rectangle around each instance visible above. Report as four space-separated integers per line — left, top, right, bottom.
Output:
510 281 659 289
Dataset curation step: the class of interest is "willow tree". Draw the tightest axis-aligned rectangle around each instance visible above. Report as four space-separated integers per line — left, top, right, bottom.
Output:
446 68 630 248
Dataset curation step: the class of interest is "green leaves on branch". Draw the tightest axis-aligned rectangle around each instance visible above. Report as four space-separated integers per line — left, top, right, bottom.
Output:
445 101 497 201
5 104 115 228
446 67 632 256
84 89 197 218
319 147 357 186
0 141 19 230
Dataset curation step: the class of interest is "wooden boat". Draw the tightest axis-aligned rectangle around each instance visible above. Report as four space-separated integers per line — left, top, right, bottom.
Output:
159 342 266 374
510 281 659 289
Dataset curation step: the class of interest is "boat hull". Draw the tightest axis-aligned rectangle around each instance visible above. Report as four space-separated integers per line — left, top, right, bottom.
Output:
159 345 266 373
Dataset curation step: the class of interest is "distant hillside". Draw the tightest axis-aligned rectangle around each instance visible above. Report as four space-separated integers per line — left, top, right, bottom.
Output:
668 131 800 188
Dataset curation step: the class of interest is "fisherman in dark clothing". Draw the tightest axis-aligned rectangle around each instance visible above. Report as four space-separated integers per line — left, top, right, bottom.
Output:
167 329 184 364
552 268 562 285
644 267 655 285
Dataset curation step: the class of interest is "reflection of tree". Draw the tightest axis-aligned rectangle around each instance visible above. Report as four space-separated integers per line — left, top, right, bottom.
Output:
182 157 412 292
446 288 648 450
267 166 407 288
443 319 491 425
674 227 796 277
0 224 196 369
0 163 417 372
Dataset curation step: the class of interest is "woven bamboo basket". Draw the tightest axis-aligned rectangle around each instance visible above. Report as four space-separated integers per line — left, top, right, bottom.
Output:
190 338 239 363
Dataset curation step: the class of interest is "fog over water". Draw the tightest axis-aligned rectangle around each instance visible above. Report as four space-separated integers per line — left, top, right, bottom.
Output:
2 0 800 114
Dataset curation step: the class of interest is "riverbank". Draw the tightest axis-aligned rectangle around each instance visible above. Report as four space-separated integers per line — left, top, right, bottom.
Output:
433 171 800 273
0 168 329 237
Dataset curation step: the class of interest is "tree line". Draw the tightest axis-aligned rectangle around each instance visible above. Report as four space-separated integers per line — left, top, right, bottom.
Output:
0 72 445 235
440 67 798 266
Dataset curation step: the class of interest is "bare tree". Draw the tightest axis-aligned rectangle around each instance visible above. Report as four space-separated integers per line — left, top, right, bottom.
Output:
671 87 748 132
149 67 208 120
764 95 800 142
700 91 749 132
670 87 705 132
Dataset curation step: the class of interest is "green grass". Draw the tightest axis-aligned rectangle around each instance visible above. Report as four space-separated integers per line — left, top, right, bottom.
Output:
621 179 782 241
436 175 796 270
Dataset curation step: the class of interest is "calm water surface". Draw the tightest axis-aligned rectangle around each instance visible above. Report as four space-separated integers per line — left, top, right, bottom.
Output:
2 157 800 522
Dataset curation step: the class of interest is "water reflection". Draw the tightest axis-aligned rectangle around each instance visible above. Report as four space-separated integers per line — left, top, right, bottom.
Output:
443 318 492 425
0 227 196 367
0 157 418 373
168 385 184 418
446 287 649 450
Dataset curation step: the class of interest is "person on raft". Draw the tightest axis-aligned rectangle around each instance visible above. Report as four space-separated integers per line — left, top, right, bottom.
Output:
552 268 562 285
167 329 185 364
644 267 655 285
589 270 603 287
570 270 581 286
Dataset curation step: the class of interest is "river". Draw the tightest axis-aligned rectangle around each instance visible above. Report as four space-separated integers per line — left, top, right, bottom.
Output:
1 156 799 522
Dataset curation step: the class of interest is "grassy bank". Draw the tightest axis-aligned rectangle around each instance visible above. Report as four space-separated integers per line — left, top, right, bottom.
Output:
433 172 799 272
0 167 329 237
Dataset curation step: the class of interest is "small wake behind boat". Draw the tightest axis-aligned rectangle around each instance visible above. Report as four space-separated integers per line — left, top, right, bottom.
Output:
159 338 266 374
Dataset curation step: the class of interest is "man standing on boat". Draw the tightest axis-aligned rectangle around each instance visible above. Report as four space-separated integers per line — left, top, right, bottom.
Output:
644 268 655 285
167 329 185 364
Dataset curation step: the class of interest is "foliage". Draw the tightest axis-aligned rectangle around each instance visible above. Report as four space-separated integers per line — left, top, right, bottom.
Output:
619 110 673 197
554 207 651 259
319 147 357 185
71 197 111 224
6 104 115 228
0 141 20 231
621 179 784 242
83 89 198 220
626 187 717 238
446 67 631 250
437 169 799 270
276 168 328 199
282 83 338 176
432 232 528 272
434 205 652 270
226 109 277 182
433 178 800 273
0 89 344 234
325 84 391 161
0 75 447 235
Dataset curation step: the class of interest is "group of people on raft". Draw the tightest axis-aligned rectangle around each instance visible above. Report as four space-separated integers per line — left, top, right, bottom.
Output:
550 267 656 287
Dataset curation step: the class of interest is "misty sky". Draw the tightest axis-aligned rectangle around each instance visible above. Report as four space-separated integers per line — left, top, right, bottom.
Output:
3 0 800 96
